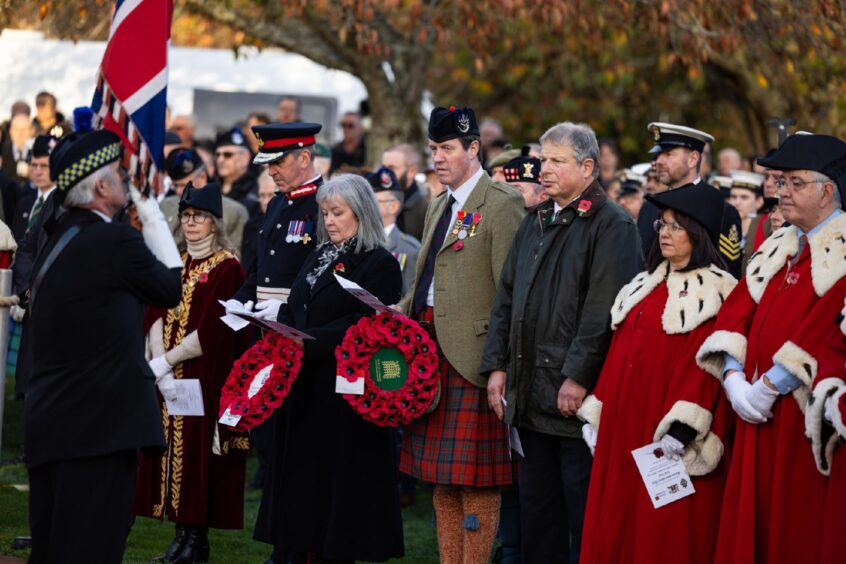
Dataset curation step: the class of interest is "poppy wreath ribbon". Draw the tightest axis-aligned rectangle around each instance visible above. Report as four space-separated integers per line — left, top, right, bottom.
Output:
218 332 303 432
336 312 440 427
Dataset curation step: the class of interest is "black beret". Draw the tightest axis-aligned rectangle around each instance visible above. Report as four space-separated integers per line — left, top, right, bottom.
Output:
428 106 479 142
165 148 205 180
646 183 724 246
49 129 123 192
215 127 249 150
365 167 401 193
179 181 223 219
757 133 846 207
502 156 541 184
31 135 59 159
251 122 322 165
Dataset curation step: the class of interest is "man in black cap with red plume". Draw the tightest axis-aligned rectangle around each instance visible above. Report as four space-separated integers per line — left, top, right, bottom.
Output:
24 128 183 562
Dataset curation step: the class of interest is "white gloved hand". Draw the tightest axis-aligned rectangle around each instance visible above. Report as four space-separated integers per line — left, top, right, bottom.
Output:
128 185 182 269
582 423 598 456
155 370 178 402
745 377 779 418
724 372 768 424
10 304 25 322
149 355 172 379
660 434 685 460
253 299 283 321
223 298 253 315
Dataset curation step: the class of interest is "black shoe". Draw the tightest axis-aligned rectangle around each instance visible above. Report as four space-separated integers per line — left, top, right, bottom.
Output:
152 524 187 562
170 525 210 564
11 536 32 550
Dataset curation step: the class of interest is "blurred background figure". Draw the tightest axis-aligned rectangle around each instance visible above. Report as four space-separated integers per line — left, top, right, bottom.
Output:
616 169 646 221
276 95 302 124
502 150 547 209
598 138 620 188
381 143 429 240
170 114 197 148
243 112 271 154
716 147 743 176
32 91 71 137
330 110 366 174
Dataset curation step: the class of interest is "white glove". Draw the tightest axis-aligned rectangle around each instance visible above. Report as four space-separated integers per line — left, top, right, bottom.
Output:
745 377 779 419
582 423 598 456
10 304 25 322
223 298 253 315
660 434 685 460
149 355 172 379
724 372 768 424
253 299 283 321
129 185 182 269
155 370 178 402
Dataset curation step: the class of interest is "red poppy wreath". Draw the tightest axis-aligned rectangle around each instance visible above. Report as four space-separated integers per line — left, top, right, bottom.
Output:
218 332 303 432
336 312 440 427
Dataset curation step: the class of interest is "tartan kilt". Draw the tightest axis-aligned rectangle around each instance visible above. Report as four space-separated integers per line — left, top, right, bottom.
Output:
400 333 513 488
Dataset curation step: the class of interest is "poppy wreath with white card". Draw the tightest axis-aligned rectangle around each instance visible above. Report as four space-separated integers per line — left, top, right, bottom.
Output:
218 332 303 431
335 312 439 427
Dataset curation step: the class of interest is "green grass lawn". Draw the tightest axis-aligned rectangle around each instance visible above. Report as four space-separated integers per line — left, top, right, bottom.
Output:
0 377 439 563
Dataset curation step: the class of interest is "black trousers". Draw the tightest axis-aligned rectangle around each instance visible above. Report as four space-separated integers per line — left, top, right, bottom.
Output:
28 449 138 564
517 428 592 564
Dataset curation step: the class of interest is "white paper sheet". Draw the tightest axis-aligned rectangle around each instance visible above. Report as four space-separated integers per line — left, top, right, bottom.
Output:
333 273 403 315
165 379 205 416
335 375 365 395
631 442 696 508
217 300 314 339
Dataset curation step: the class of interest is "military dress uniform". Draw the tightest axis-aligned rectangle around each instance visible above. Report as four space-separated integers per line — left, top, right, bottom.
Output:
636 123 743 278
232 124 323 305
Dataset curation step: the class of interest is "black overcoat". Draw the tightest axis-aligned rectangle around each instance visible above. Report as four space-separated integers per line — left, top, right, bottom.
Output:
24 208 181 468
255 243 405 562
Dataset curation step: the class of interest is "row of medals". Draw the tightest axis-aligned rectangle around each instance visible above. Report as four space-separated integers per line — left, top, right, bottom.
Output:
452 211 481 240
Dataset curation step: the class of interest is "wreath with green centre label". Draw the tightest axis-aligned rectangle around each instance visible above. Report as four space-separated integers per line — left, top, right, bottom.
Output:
336 312 440 427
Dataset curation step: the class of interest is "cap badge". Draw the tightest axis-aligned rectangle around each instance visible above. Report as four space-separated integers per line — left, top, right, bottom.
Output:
255 131 264 148
231 130 245 145
652 126 661 141
523 162 534 177
729 224 740 244
380 172 393 189
457 113 471 134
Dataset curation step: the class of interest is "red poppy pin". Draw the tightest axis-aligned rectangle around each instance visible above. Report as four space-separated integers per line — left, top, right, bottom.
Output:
786 271 799 285
577 200 592 216
335 263 346 273
198 272 209 283
453 241 464 252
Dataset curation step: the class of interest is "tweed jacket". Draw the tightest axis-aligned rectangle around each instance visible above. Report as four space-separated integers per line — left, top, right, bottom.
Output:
399 171 525 387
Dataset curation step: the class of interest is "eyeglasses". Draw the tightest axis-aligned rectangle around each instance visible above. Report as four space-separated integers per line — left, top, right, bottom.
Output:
215 151 236 160
775 177 826 191
340 122 357 129
653 219 685 233
180 212 210 224
375 198 398 206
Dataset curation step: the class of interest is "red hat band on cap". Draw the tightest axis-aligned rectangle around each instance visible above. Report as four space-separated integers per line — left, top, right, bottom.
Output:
260 135 316 150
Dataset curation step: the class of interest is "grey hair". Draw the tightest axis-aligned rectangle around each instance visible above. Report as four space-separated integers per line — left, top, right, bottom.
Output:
316 174 386 252
64 165 116 208
539 122 601 180
813 172 842 207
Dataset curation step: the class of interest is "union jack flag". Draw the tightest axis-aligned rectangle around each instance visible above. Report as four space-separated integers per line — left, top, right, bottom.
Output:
92 0 173 195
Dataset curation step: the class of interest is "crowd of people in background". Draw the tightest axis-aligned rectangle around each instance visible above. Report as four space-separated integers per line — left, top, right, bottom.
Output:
3 89 846 564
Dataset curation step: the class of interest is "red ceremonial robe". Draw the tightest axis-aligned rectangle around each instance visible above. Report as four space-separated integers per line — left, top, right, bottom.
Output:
135 251 251 529
696 213 846 563
804 293 846 564
580 262 736 564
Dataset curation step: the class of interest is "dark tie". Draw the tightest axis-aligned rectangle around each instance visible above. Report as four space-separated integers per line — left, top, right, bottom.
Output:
28 195 44 229
789 234 808 267
413 194 455 314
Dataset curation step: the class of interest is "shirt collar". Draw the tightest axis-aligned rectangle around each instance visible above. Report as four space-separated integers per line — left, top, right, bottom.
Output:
39 186 56 199
384 223 396 236
447 166 484 208
91 209 112 223
800 208 843 238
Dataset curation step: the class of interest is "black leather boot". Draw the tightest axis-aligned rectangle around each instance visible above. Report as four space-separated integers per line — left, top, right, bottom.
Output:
152 524 187 562
170 525 210 564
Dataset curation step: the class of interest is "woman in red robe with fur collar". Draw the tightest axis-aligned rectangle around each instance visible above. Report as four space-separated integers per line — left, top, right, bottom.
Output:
580 184 735 563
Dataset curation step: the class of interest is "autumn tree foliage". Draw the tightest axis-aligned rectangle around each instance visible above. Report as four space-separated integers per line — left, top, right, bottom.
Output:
5 0 846 164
